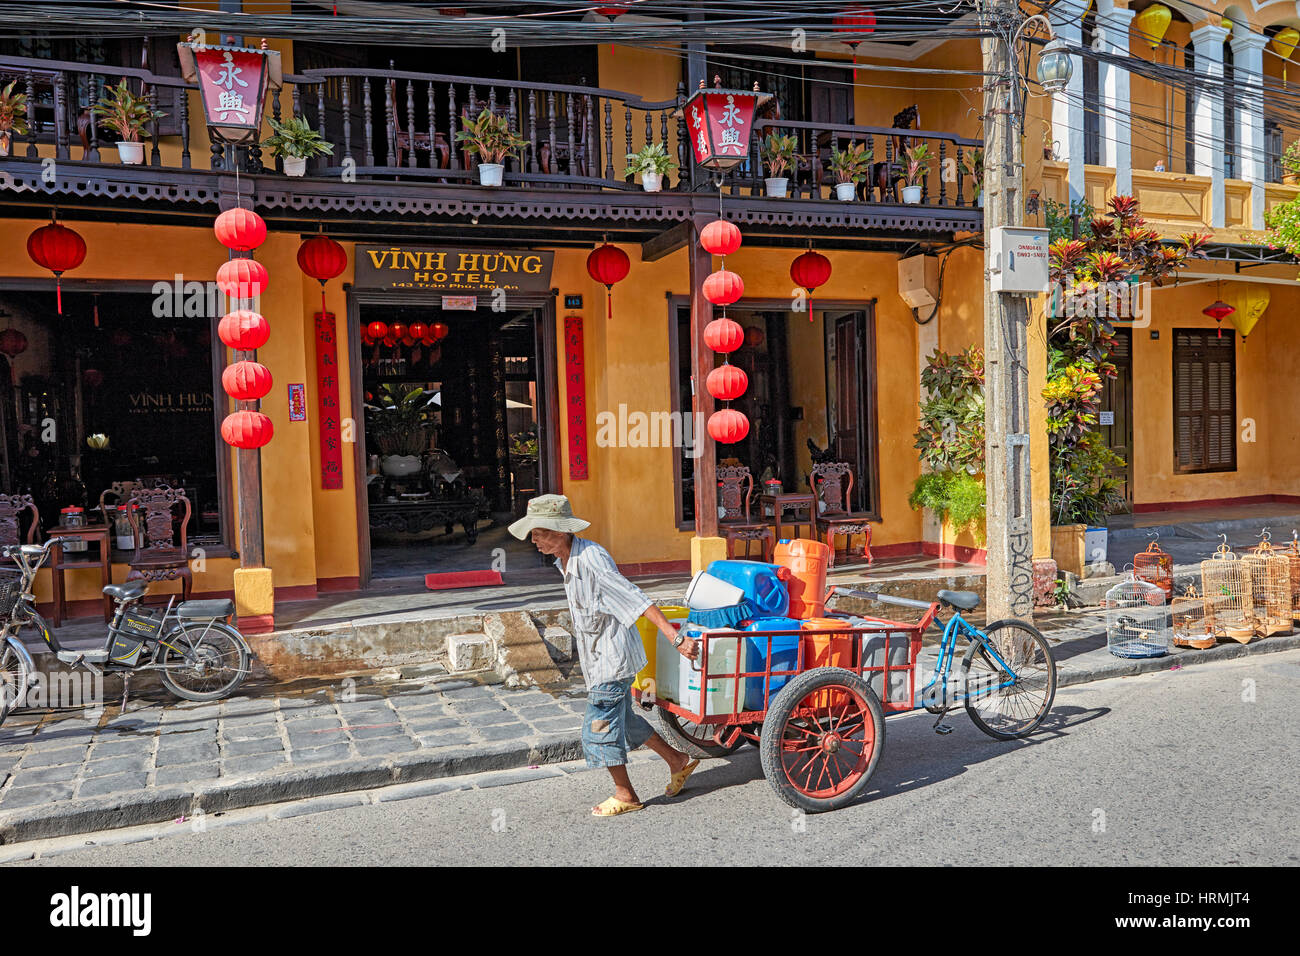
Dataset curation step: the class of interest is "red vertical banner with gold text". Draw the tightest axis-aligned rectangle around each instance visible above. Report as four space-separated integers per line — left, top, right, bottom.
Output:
313 312 344 489
563 315 588 480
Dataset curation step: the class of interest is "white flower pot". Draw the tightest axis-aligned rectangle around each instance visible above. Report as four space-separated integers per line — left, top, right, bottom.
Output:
1084 526 1108 569
765 177 789 197
381 454 423 477
834 182 856 202
901 184 922 204
641 171 662 192
283 156 307 177
116 141 145 165
477 163 504 187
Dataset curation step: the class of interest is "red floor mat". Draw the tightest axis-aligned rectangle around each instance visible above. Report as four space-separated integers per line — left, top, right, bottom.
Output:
424 570 505 590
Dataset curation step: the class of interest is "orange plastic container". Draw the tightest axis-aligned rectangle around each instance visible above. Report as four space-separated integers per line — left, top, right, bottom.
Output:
774 538 831 619
800 617 856 708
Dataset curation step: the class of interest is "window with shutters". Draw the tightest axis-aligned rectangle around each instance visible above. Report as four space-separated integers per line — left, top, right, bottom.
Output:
1172 330 1236 474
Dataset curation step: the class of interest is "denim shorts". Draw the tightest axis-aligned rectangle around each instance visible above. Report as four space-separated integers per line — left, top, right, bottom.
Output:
582 677 655 768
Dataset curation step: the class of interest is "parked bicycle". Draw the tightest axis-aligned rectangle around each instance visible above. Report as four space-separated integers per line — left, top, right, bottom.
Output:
0 539 251 726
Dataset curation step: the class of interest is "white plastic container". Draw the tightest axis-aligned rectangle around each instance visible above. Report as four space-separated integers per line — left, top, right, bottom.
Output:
655 630 681 703
684 571 745 610
679 629 753 717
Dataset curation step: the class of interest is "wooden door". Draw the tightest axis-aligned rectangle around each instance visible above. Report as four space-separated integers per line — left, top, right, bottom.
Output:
1100 328 1134 508
825 310 876 514
1173 329 1236 474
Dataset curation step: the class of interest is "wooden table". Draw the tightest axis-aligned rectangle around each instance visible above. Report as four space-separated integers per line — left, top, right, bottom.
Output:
759 492 816 542
369 499 482 544
47 522 114 626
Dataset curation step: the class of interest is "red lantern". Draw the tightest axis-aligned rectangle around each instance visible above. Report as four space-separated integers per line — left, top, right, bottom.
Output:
833 5 876 62
408 322 429 341
421 334 436 346
214 207 267 251
1202 299 1235 338
221 409 274 449
703 317 744 353
222 360 273 401
83 368 104 390
682 81 772 171
700 219 742 257
586 243 631 319
431 321 450 340
401 335 416 347
708 408 750 444
382 335 397 347
790 249 832 322
595 3 628 15
367 321 389 340
27 221 87 314
703 269 744 306
216 258 269 301
390 322 408 340
218 309 270 350
744 325 765 348
298 234 347 314
0 328 27 359
706 364 748 401
362 332 374 346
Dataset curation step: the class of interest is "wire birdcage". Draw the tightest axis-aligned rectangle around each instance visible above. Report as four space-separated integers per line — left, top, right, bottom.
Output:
1171 585 1215 650
1103 570 1171 658
1133 534 1174 600
1284 532 1300 625
1200 540 1255 644
1242 532 1293 637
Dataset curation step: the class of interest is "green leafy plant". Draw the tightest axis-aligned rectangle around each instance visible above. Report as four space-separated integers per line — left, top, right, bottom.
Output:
903 143 931 186
914 346 986 474
91 79 164 142
1263 191 1300 258
1052 577 1075 609
365 384 435 457
0 80 30 137
1050 438 1126 526
761 132 798 178
455 108 527 166
625 141 676 177
1283 140 1300 178
829 141 872 185
908 471 986 538
1043 196 1096 244
260 115 333 160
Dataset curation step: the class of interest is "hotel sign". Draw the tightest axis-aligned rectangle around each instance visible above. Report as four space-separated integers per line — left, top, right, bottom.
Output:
355 245 554 294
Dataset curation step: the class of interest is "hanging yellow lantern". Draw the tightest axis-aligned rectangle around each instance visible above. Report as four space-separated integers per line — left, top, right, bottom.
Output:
1229 285 1270 342
1134 4 1173 52
1272 27 1300 86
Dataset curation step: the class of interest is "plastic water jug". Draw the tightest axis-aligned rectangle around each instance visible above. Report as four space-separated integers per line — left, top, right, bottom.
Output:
742 617 803 711
680 628 752 717
773 538 831 619
634 604 688 695
851 619 913 705
705 560 792 617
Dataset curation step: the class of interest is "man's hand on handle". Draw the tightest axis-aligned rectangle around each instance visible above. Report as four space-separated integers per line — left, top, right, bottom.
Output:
641 603 698 661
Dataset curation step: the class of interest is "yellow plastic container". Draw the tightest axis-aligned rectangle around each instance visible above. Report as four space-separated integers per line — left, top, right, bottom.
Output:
634 604 689 695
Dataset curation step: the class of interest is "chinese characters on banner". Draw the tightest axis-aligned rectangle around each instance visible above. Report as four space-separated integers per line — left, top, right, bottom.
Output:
190 47 266 140
313 312 344 489
686 92 755 168
563 315 589 480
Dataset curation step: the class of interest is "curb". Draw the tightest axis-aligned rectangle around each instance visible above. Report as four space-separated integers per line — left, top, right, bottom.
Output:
1055 631 1300 687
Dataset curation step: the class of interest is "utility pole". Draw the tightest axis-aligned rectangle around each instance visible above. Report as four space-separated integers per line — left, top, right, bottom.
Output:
981 0 1035 621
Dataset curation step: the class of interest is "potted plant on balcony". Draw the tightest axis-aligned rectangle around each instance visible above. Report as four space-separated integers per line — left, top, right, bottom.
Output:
366 384 435 477
901 143 931 204
761 132 798 197
829 141 871 201
261 116 333 177
961 147 984 208
1282 140 1300 186
455 108 526 187
91 79 164 165
625 142 676 192
0 80 29 158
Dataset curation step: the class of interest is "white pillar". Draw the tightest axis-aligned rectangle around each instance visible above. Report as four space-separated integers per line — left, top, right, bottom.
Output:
1231 31 1267 229
1097 6 1136 194
1190 22 1228 228
1050 16 1086 204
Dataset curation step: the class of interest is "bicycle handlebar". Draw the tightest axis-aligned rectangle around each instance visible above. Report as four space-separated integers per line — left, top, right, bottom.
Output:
827 586 937 612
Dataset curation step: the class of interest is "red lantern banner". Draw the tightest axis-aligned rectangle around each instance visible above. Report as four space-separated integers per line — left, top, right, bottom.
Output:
683 85 771 171
177 43 281 145
314 311 344 490
563 315 589 481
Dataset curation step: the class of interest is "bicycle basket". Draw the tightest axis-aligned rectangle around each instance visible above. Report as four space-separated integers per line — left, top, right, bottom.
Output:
0 573 23 617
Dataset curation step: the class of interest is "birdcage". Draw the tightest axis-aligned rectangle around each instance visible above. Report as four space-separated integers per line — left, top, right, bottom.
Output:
1103 571 1171 658
1242 534 1293 637
1170 586 1215 649
1284 533 1300 624
1200 541 1255 644
1133 535 1174 600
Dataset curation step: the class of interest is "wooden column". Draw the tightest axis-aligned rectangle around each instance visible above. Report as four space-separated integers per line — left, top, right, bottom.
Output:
234 345 265 568
688 217 717 538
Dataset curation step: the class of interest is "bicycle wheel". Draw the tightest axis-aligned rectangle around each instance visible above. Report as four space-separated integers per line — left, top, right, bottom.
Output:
1 636 31 725
655 705 745 758
963 619 1056 740
759 667 884 813
156 622 250 702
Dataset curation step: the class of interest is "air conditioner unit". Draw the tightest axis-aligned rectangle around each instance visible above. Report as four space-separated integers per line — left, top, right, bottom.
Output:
897 254 939 310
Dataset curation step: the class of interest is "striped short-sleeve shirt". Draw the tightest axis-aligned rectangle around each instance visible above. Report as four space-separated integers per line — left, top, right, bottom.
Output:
557 537 652 687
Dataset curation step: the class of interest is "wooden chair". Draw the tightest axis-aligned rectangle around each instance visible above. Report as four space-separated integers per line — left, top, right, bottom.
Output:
97 480 142 527
718 465 774 562
809 461 873 567
0 494 39 561
124 485 193 603
537 93 590 178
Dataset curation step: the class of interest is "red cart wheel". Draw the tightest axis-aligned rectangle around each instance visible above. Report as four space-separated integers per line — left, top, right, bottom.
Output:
759 667 884 813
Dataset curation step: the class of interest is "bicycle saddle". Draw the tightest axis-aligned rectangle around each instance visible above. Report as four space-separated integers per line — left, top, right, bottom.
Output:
103 581 148 603
937 589 980 611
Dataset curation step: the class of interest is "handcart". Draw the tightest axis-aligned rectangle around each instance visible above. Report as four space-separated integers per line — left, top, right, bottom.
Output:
633 585 1057 813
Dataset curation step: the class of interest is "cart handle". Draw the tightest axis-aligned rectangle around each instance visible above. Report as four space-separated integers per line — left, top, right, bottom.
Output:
827 585 936 612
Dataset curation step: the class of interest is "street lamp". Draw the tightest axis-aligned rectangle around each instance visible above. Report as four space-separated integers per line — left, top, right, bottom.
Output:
1036 36 1074 93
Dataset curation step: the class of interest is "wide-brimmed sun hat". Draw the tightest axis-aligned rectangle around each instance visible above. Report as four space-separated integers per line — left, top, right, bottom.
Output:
507 494 591 539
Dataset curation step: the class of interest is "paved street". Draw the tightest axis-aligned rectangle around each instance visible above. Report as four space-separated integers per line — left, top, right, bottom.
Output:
10 650 1297 866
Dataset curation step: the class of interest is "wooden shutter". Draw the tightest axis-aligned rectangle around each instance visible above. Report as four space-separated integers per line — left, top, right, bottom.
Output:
1173 329 1236 473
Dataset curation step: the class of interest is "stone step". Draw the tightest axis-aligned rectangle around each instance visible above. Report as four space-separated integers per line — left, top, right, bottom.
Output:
486 611 563 689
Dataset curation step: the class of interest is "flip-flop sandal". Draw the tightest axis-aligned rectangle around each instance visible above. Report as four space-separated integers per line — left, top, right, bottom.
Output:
592 796 644 817
664 758 700 797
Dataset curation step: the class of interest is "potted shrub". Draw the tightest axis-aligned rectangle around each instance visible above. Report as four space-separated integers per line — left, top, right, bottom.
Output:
829 141 871 201
261 116 333 177
1282 140 1300 186
366 384 435 476
901 143 930 204
455 108 526 187
761 132 798 197
91 79 164 165
961 147 984 208
625 142 676 192
0 80 29 158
